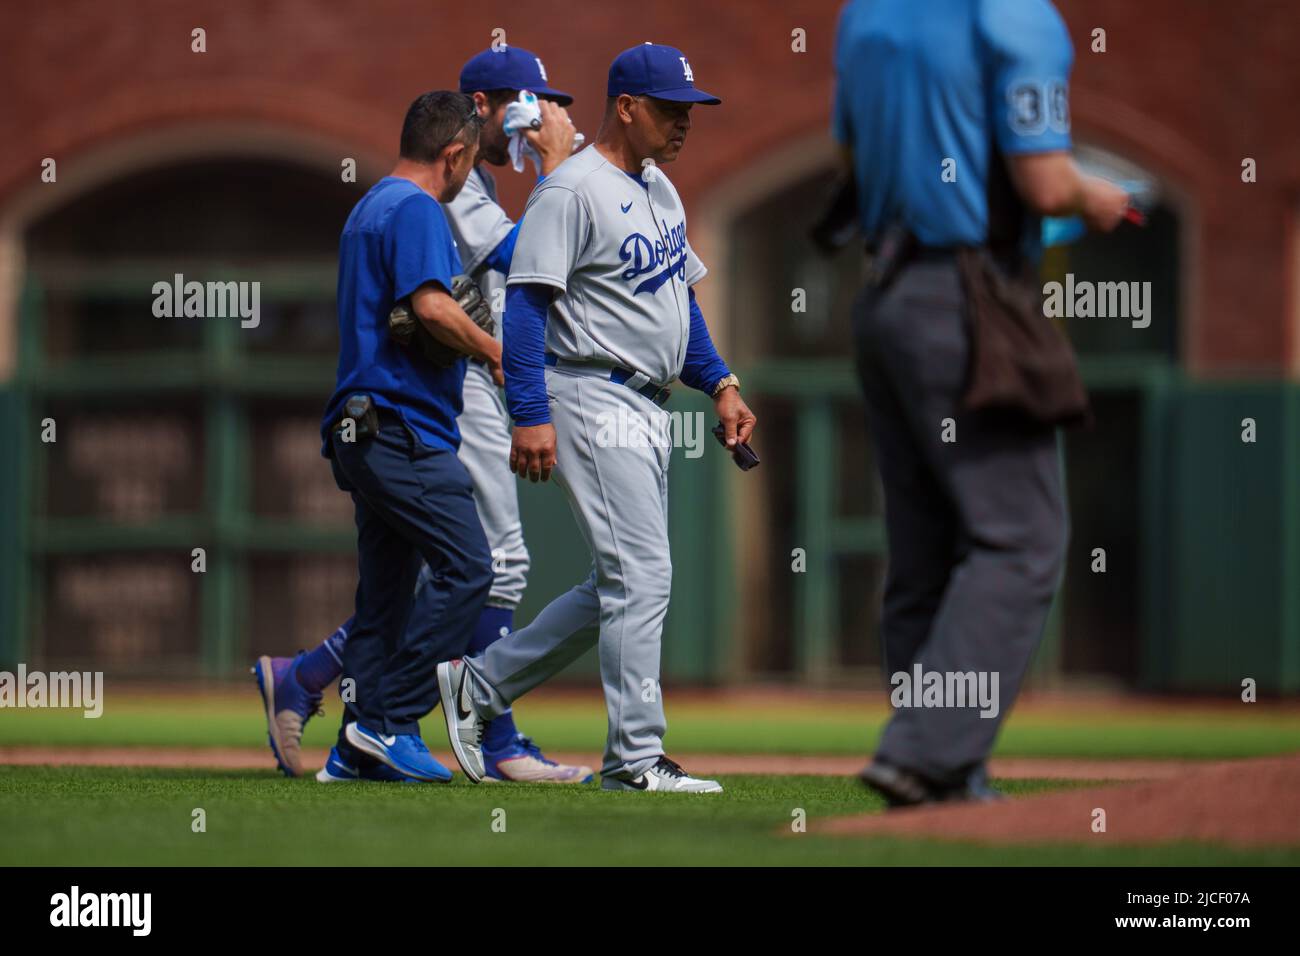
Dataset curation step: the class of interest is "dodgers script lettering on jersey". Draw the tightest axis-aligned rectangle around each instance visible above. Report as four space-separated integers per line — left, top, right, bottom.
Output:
507 145 707 385
620 218 688 295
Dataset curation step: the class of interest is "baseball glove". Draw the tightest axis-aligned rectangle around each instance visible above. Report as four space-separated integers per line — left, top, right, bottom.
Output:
388 274 496 367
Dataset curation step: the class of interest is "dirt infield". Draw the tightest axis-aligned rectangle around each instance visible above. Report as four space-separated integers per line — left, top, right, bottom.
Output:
0 746 1204 780
823 754 1300 847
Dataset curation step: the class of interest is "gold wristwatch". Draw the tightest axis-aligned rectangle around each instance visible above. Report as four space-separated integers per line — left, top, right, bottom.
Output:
711 373 740 397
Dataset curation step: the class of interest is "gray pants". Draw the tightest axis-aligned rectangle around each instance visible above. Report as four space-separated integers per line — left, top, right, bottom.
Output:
459 362 530 609
853 256 1068 786
462 366 672 780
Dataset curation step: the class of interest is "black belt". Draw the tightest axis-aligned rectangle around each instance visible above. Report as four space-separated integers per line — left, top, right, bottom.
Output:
543 352 671 407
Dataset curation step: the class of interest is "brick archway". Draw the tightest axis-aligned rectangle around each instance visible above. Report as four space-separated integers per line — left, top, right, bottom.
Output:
0 105 390 379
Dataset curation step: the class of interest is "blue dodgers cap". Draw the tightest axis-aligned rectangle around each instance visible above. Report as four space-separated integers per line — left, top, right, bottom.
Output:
607 43 721 105
459 47 573 106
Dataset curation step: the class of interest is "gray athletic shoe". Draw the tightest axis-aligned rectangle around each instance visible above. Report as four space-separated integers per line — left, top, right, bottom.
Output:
436 659 486 783
601 756 723 793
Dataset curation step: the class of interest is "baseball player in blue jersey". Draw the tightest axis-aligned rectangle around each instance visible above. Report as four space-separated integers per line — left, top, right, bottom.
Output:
254 48 596 784
437 43 757 794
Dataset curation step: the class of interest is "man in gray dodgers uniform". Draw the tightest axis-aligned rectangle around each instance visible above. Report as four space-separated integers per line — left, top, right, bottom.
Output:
438 43 756 793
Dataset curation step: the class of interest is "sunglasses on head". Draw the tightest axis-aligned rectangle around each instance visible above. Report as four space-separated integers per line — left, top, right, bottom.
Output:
438 103 484 155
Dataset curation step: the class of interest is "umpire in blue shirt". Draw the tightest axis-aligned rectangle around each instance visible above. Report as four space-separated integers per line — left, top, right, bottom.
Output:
320 91 501 782
832 0 1129 805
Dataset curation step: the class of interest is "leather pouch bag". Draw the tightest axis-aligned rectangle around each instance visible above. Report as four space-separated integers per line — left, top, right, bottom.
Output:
956 247 1092 428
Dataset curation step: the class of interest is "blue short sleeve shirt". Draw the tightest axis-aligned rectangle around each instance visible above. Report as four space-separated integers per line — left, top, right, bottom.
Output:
832 0 1074 247
322 177 466 454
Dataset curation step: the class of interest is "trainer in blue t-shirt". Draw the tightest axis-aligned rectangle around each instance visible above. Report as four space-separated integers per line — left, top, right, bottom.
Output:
321 176 466 454
315 89 499 783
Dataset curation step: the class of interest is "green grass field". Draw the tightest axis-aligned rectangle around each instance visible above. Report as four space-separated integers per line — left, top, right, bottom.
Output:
3 688 1298 758
5 767 1299 867
3 689 1297 866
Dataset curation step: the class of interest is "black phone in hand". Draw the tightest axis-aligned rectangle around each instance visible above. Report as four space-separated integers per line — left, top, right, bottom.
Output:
712 422 760 471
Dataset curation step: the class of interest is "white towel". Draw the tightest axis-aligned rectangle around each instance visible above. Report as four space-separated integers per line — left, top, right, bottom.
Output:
503 90 584 174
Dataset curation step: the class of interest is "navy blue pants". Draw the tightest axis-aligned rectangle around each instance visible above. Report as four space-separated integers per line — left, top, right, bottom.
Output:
329 410 493 738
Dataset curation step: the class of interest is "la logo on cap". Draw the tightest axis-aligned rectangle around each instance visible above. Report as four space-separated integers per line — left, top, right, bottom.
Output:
535 57 548 81
679 57 694 82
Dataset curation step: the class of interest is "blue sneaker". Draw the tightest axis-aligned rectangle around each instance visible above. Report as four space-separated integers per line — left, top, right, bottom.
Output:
316 746 361 782
344 723 453 782
484 733 594 784
315 746 430 784
253 653 323 777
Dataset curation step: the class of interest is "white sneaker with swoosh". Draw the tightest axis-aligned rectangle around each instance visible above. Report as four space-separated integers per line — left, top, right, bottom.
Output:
601 756 723 793
437 659 487 783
